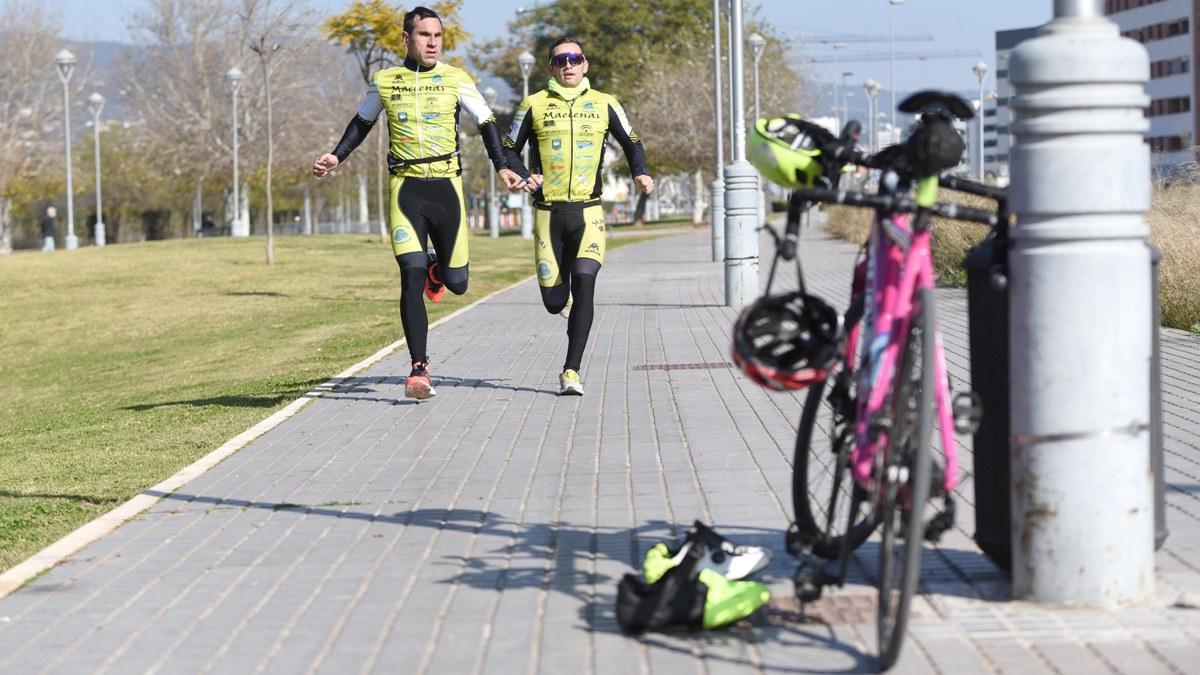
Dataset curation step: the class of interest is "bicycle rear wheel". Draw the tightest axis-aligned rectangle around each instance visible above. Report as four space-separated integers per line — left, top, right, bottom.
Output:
792 359 877 560
876 287 935 671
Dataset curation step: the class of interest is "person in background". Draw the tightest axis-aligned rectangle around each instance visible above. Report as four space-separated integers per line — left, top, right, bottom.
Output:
41 206 56 252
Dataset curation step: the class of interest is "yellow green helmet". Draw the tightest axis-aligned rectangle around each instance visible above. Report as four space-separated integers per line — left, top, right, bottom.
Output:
748 114 836 189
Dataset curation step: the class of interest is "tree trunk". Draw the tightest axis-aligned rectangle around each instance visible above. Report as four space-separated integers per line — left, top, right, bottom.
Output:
357 171 369 231
263 58 275 265
632 191 648 228
0 198 11 255
692 170 705 226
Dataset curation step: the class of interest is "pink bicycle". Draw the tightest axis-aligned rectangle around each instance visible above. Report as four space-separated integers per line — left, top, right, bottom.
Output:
739 91 1006 670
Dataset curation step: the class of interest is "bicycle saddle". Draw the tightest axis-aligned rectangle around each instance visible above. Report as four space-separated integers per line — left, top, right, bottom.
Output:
898 90 975 121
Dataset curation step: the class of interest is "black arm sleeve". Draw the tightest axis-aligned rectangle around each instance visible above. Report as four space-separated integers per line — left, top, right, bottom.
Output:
331 114 376 163
478 118 510 173
607 104 649 177
501 114 533 180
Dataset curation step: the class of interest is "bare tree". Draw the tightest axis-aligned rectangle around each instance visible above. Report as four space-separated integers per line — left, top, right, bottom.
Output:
0 3 62 253
239 0 318 264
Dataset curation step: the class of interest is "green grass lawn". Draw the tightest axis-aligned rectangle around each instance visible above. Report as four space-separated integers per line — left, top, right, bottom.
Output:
0 230 662 573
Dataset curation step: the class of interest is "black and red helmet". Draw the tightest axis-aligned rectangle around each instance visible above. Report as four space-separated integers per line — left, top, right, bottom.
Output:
732 292 843 391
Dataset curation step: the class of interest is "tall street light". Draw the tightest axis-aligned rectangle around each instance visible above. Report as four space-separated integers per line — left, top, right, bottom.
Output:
226 67 244 236
840 71 854 126
973 60 989 181
889 0 905 131
863 79 882 151
831 43 846 126
483 86 501 238
747 31 766 228
710 0 725 262
747 32 765 120
87 92 105 247
517 50 535 240
55 49 78 250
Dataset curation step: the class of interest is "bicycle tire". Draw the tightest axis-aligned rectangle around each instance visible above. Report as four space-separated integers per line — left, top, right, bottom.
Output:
876 287 935 671
792 360 877 560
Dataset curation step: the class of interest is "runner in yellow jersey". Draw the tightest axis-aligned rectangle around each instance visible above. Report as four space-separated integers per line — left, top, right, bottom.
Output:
313 6 526 400
504 37 654 396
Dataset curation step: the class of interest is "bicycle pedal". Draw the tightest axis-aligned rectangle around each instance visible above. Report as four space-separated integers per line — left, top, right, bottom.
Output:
952 391 983 435
793 561 827 603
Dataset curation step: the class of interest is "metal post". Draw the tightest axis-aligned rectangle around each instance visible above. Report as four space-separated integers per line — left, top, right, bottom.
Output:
726 3 735 153
227 67 244 237
723 0 758 307
303 182 313 235
889 0 905 131
1008 0 1154 605
749 32 766 230
55 49 78 250
518 51 535 240
710 0 725 262
87 93 105 246
974 61 989 181
484 87 501 238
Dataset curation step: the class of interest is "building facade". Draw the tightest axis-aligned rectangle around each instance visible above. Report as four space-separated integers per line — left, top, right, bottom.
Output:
1105 0 1195 174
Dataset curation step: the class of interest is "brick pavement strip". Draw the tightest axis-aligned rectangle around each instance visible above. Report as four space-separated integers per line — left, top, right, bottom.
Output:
1 228 1199 673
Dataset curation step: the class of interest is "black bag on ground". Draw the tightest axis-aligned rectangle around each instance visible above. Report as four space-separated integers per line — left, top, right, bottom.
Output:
616 566 706 634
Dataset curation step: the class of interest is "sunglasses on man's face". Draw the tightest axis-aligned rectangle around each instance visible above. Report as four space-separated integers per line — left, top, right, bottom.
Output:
549 52 585 68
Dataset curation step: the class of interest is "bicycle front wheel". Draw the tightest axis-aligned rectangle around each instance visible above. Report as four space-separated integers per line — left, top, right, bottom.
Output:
876 287 935 671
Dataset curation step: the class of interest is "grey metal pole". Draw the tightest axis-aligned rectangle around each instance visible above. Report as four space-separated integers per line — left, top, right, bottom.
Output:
723 0 759 308
519 52 535 239
227 67 244 237
1008 0 1154 606
726 3 735 153
520 66 532 239
710 0 725 262
88 93 105 247
889 0 904 132
973 61 988 181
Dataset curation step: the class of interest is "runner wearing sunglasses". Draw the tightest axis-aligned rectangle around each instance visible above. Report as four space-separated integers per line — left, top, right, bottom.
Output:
504 37 654 396
313 6 526 400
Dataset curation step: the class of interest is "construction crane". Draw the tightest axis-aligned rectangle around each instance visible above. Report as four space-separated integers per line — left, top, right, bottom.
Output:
792 33 934 44
797 49 982 64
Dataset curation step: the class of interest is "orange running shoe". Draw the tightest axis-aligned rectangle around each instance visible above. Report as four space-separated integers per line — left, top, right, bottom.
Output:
425 260 446 304
405 360 437 400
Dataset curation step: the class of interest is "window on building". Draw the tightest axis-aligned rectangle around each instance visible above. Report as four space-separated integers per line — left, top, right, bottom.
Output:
984 139 997 148
1148 96 1191 116
1150 57 1189 79
1121 17 1189 43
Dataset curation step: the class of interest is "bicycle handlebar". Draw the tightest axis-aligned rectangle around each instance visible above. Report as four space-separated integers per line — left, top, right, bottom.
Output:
789 187 1000 227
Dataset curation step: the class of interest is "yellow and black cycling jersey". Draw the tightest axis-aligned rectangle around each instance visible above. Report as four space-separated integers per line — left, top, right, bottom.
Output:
331 58 509 178
503 77 648 203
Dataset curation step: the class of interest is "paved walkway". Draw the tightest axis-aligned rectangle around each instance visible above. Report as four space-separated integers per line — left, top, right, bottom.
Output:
1 228 1198 674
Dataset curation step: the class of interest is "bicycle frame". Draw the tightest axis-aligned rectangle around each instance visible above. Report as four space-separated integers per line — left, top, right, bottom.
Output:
849 176 959 495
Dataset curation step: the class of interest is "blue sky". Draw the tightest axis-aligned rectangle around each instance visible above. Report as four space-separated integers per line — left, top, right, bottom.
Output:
60 0 1053 93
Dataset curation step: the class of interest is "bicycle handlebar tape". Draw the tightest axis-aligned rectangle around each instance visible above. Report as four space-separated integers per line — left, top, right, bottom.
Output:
723 161 762 308
1008 2 1154 606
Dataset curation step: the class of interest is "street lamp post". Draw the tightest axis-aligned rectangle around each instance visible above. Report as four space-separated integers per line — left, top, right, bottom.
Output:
747 32 765 120
748 31 767 228
840 71 854 125
831 43 846 126
973 60 989 181
723 0 759 308
864 79 881 151
483 86 501 238
517 50 535 240
889 0 905 131
55 49 78 250
226 67 244 237
87 92 105 247
710 0 725 262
